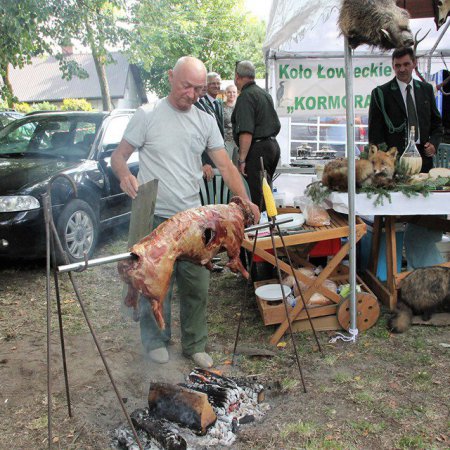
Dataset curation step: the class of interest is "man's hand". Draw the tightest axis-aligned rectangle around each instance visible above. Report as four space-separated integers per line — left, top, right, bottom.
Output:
424 142 436 157
120 174 139 199
111 138 138 198
202 164 214 181
238 160 247 176
249 202 260 225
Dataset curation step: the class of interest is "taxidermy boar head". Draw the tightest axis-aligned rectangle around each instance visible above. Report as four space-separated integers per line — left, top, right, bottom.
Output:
338 0 414 50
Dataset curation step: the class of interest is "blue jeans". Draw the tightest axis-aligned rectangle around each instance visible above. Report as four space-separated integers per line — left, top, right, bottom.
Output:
139 215 210 355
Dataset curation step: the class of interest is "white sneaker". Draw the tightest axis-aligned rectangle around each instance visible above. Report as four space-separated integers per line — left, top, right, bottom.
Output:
191 352 213 368
148 346 169 364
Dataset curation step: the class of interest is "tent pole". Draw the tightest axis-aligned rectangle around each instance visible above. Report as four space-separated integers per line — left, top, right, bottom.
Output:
344 37 357 336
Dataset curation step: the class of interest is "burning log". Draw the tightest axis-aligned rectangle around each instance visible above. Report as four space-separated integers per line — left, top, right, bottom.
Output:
130 408 187 450
188 368 265 403
148 382 217 435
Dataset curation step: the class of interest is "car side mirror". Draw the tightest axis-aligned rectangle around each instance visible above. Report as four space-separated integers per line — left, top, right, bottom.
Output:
100 143 118 158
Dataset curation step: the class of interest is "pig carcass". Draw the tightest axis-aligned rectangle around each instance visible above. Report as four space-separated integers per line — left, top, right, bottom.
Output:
118 197 254 328
338 0 414 50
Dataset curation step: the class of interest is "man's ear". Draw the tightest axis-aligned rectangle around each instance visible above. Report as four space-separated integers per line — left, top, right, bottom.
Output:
168 69 174 85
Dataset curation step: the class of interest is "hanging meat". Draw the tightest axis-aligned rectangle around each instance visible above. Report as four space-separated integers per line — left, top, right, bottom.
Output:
118 197 255 328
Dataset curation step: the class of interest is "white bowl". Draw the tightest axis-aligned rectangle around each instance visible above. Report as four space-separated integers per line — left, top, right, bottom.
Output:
255 284 291 302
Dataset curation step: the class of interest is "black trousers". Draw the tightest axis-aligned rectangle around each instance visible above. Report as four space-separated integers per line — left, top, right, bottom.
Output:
245 138 281 211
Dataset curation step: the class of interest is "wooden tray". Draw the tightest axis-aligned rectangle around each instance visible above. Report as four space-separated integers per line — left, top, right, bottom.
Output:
254 270 375 329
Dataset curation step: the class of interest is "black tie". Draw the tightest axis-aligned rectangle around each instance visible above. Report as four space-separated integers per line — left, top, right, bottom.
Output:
406 85 418 140
213 100 219 116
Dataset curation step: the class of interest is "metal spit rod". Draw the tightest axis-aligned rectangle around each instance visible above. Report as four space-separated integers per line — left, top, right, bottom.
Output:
58 217 295 273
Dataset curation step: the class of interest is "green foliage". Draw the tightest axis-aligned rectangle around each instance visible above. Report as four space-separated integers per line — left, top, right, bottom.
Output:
128 0 266 97
61 98 93 111
304 181 331 205
30 101 58 111
0 0 54 105
48 0 129 110
14 102 32 113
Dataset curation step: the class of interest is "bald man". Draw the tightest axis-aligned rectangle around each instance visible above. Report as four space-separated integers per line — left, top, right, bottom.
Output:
112 56 259 368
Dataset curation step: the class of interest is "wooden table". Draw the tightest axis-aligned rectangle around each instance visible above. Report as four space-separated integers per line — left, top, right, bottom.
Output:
326 192 450 310
242 208 369 345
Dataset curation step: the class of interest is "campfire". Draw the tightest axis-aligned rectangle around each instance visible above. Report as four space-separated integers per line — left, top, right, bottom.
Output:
111 368 269 449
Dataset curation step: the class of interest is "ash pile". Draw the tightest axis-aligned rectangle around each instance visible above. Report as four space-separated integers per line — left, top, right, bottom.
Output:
111 368 269 449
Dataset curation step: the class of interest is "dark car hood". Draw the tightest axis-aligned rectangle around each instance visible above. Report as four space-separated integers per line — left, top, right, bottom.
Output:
0 157 80 194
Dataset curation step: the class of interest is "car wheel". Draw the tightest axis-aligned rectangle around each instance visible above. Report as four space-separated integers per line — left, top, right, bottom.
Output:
56 199 98 263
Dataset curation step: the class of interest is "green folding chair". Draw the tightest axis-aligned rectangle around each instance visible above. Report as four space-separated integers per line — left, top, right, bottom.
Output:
199 171 251 205
434 143 450 168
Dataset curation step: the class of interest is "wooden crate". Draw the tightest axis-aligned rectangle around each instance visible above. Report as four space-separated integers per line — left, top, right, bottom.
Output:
254 269 375 331
254 279 338 326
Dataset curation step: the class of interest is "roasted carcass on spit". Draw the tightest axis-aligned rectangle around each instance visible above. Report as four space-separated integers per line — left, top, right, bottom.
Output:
118 196 255 328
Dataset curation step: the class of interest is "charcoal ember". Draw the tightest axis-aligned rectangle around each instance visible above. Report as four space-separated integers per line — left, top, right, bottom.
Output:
238 414 255 425
231 417 239 434
111 424 150 450
178 382 229 408
131 408 187 450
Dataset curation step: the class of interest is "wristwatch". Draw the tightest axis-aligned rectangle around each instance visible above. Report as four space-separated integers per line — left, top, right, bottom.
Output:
238 159 246 165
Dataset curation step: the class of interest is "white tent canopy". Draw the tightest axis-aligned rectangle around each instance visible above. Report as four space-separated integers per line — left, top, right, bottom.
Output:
265 0 450 58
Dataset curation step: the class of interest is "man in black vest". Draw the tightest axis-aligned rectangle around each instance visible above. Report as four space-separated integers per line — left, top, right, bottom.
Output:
232 60 281 211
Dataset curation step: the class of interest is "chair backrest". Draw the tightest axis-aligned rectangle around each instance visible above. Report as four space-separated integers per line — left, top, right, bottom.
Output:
83 133 95 148
199 174 251 205
434 143 450 168
51 131 70 148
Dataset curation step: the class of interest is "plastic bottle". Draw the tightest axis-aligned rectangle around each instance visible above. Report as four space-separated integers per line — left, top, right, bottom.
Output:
272 187 286 208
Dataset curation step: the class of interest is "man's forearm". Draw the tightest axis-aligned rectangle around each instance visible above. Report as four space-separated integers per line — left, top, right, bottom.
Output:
238 132 253 162
111 138 135 181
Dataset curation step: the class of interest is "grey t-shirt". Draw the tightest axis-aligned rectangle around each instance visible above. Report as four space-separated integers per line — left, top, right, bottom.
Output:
124 98 224 217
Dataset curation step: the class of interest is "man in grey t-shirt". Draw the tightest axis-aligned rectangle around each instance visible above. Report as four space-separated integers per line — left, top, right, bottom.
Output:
112 56 259 368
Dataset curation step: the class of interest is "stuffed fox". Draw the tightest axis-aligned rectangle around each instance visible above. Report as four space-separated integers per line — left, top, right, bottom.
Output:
322 145 398 192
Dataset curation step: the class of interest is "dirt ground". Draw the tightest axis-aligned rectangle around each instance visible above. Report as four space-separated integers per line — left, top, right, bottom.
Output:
0 225 449 450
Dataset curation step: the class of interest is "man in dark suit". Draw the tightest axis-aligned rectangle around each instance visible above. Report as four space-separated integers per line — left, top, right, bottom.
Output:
368 47 443 173
196 72 224 170
369 47 444 269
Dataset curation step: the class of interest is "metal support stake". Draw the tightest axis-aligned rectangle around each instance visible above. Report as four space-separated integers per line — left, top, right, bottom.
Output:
43 174 144 450
43 193 53 449
276 230 323 355
267 217 307 392
232 229 260 365
50 231 72 418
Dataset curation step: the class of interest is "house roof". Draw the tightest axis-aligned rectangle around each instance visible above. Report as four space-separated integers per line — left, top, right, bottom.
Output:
9 51 143 102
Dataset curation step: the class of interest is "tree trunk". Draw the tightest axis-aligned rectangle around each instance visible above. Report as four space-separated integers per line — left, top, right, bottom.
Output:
93 53 113 111
0 63 15 108
84 13 113 111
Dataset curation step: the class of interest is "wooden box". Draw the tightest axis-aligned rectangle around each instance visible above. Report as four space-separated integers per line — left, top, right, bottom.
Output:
254 278 339 327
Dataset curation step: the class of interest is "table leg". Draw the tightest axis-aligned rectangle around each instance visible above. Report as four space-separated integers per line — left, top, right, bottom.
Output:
368 217 382 274
384 216 398 310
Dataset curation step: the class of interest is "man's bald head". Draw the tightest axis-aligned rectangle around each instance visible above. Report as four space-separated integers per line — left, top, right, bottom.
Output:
168 56 207 111
173 56 207 77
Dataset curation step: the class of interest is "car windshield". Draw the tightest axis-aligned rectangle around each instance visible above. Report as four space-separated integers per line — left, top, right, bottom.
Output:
0 111 24 129
0 115 102 159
